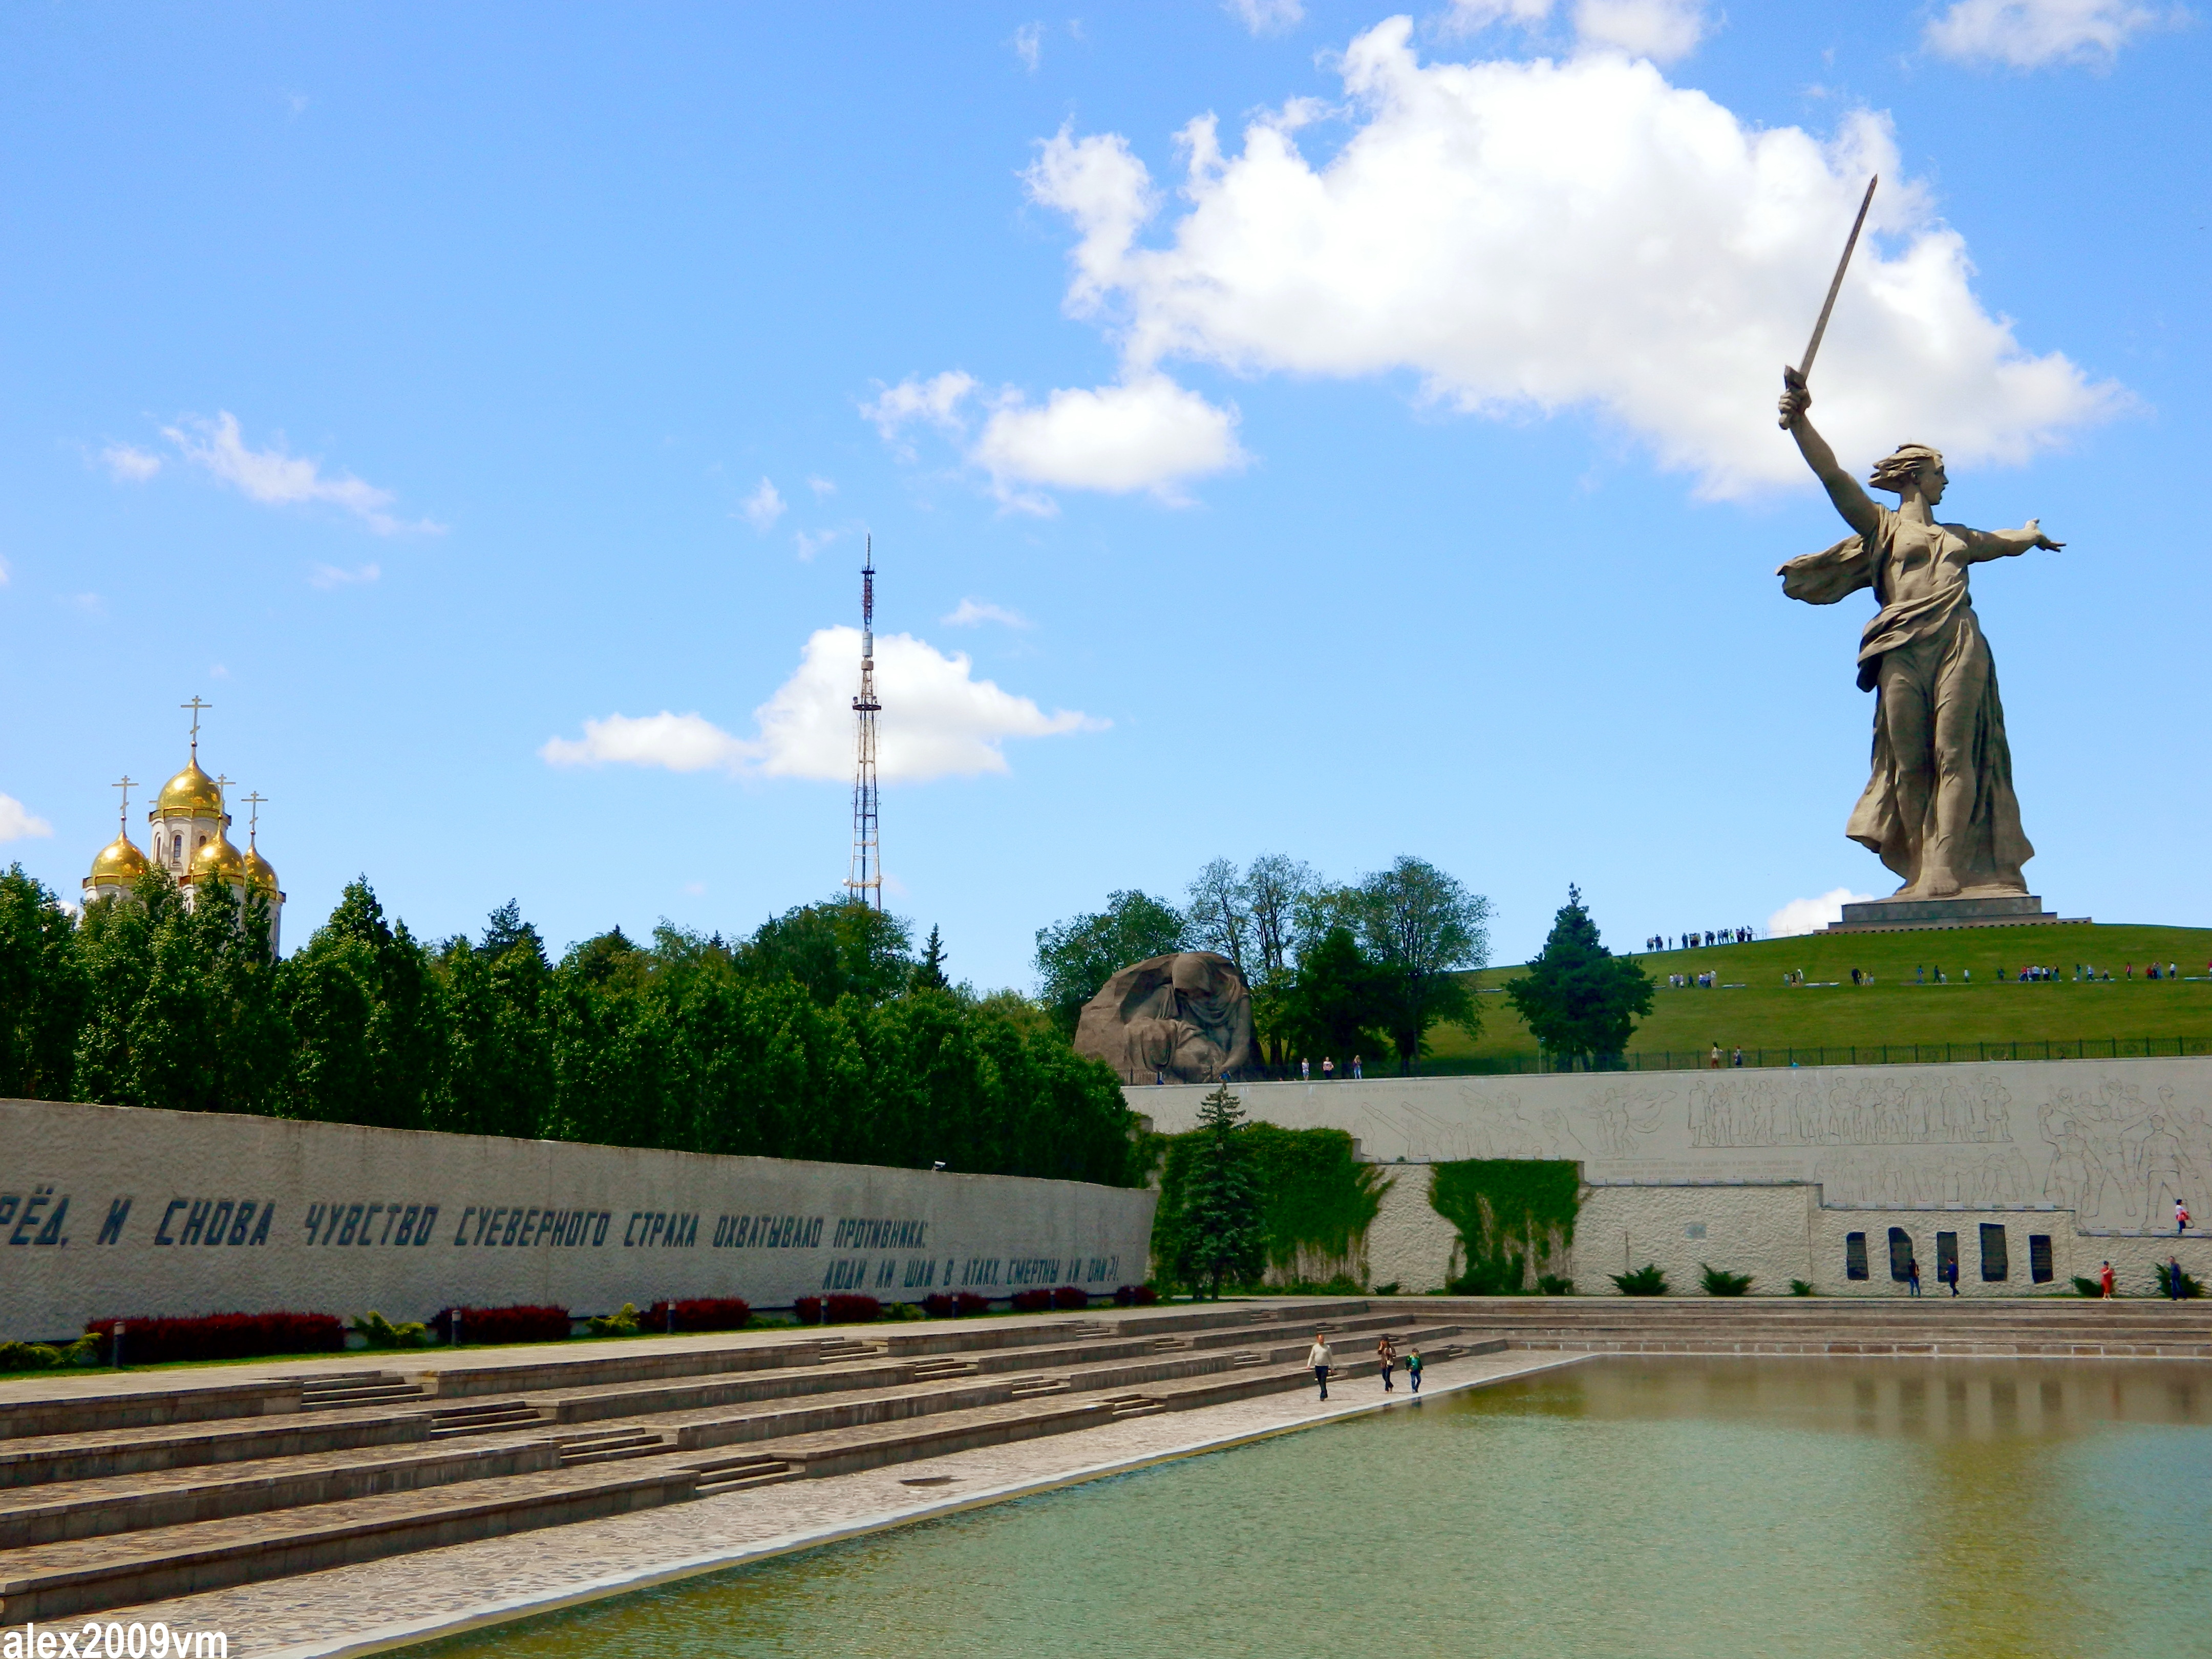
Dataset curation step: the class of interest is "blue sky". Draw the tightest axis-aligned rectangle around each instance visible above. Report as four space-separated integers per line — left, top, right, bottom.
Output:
2 0 2205 986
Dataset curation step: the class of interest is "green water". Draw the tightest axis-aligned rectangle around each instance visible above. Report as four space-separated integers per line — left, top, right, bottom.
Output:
423 1357 2212 1659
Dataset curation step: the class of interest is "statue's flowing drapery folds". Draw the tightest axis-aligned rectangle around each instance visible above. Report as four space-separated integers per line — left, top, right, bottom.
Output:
1779 504 2033 895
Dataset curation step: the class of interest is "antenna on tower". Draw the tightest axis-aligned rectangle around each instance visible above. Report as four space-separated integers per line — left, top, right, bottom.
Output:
845 536 882 910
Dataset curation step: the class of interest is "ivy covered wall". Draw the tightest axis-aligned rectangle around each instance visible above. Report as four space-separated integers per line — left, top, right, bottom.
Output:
1428 1158 1583 1293
1145 1123 1389 1291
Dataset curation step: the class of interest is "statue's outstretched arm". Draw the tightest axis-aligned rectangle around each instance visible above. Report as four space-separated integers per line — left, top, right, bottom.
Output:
1959 521 2066 562
1777 368 1879 541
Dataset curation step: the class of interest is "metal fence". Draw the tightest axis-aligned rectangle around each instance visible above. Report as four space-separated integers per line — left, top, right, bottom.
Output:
1471 1036 2210 1075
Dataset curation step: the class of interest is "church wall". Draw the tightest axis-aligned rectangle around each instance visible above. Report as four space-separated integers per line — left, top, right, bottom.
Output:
0 1098 1156 1342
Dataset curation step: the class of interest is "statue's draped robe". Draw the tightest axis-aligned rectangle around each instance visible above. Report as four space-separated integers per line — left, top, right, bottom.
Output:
1778 506 2032 894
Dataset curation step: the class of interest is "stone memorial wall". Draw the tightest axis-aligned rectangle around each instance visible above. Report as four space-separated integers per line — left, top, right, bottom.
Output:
1132 1058 2212 1295
0 1098 1157 1341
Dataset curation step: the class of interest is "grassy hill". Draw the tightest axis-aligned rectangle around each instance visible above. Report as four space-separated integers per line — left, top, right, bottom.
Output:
1419 922 2212 1073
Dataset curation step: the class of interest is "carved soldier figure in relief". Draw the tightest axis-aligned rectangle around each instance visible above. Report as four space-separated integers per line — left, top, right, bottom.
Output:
1776 366 2062 900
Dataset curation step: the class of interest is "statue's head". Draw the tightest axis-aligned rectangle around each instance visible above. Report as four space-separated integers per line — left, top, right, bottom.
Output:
1868 443 1947 505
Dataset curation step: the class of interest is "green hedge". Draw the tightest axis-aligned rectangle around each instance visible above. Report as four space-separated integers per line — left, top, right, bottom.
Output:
1429 1158 1581 1294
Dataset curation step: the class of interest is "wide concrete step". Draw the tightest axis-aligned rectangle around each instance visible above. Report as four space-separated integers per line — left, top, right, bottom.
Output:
0 1380 308 1443
0 1458 697 1623
554 1429 669 1467
428 1401 543 1438
0 1436 559 1549
0 1407 432 1492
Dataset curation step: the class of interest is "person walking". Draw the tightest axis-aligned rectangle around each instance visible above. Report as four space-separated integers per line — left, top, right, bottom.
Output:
1322 1056 1335 1082
2099 1260 2116 1299
1351 1054 1363 1080
1732 1046 1745 1068
2170 1257 2187 1302
2178 1197 2192 1236
1376 1333 1397 1392
1407 1347 1423 1394
1308 1331 1333 1400
1300 1057 1310 1082
1710 1044 1723 1069
1943 1255 1959 1297
1906 1256 1922 1296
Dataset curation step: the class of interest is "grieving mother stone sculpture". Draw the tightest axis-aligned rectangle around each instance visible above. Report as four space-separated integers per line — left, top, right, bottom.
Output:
1776 366 2062 903
1074 951 1258 1083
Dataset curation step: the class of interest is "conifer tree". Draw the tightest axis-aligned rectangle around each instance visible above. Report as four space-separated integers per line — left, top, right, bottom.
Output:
1504 885 1654 1070
1179 1083 1264 1298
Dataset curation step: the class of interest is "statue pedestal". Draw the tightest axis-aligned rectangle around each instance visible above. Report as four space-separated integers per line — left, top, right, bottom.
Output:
1825 894 2087 933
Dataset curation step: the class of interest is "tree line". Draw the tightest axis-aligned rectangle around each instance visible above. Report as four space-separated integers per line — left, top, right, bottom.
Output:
1033 853 1493 1075
0 866 1137 1187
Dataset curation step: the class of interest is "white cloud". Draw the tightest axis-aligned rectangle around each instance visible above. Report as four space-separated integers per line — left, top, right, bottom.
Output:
972 374 1246 506
794 528 837 561
309 562 380 588
1227 0 1305 34
741 477 787 532
101 443 162 482
1924 0 2176 67
1013 22 1044 70
1767 887 1875 938
63 593 104 618
161 412 441 534
1442 0 1555 31
541 711 755 774
0 555 9 586
1573 0 1706 61
943 598 1030 628
0 795 54 841
1007 20 2118 498
541 627 1099 785
862 372 977 447
209 663 230 679
808 475 837 498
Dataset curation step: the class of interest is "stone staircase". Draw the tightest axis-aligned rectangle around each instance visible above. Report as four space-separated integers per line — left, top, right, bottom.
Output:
0 1299 1450 1622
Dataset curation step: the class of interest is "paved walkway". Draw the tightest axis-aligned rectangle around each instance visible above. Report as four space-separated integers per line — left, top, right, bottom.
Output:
76 1347 1585 1659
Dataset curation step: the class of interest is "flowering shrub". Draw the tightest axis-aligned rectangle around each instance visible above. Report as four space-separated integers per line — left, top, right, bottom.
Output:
430 1305 571 1345
1010 1289 1054 1313
88 1311 345 1365
824 1294 882 1324
955 1292 991 1316
1052 1285 1089 1310
1112 1284 1159 1307
794 1296 824 1325
923 1293 955 1317
648 1298 752 1332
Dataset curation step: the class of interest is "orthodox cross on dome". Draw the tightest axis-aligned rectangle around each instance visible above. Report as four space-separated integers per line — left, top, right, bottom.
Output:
112 775 136 833
243 791 266 845
215 773 235 810
181 696 213 759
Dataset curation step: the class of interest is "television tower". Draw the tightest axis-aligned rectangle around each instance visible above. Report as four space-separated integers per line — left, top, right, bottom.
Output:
844 537 882 909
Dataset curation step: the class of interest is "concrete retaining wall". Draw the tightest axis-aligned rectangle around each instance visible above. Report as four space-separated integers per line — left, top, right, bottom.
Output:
1132 1057 2212 1296
0 1098 1157 1341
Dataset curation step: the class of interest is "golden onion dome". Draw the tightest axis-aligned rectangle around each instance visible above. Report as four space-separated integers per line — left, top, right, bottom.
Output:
189 830 247 884
157 759 224 816
88 833 150 885
243 844 280 893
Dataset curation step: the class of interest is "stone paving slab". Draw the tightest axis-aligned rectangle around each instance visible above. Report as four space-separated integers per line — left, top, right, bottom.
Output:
62 1348 1582 1659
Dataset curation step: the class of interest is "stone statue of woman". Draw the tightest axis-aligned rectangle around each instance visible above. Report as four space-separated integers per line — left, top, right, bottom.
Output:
1775 366 2062 900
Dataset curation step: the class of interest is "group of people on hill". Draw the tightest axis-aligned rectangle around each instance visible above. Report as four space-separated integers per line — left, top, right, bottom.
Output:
2002 962 2188 983
1646 928 1756 951
1668 971 1720 989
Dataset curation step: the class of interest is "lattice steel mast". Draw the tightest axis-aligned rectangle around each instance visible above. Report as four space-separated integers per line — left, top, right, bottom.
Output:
844 537 882 909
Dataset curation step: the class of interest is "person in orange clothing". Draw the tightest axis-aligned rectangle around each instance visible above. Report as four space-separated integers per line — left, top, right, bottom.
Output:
2099 1260 2116 1298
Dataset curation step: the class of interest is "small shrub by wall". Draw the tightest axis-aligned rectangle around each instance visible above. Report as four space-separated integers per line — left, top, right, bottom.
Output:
649 1298 751 1332
824 1294 881 1324
431 1305 571 1345
89 1310 346 1364
1052 1285 1089 1309
954 1291 991 1315
1010 1288 1054 1313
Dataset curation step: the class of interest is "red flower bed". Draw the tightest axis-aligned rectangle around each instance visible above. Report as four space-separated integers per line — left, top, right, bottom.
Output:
87 1311 344 1366
824 1294 881 1324
1052 1285 1089 1310
1113 1284 1160 1307
648 1298 751 1333
431 1304 571 1345
1010 1289 1053 1313
955 1291 991 1316
923 1293 955 1317
794 1296 824 1325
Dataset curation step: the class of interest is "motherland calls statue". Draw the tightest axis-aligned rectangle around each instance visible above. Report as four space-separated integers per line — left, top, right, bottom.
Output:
1074 951 1258 1083
1776 365 2062 904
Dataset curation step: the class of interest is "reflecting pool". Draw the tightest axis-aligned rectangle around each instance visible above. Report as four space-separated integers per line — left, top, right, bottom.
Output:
420 1357 2212 1659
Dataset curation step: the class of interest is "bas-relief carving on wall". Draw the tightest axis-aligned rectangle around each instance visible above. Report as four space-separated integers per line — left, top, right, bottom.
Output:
1161 1060 2212 1232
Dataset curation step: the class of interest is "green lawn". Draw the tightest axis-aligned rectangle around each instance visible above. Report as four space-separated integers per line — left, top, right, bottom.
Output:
1419 922 2212 1072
